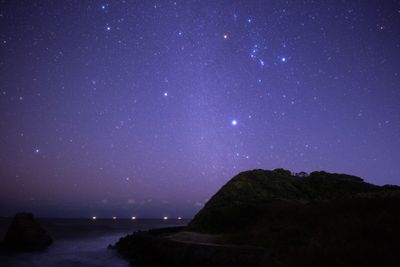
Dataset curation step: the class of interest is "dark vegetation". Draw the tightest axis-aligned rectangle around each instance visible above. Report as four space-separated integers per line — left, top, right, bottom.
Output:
116 169 400 266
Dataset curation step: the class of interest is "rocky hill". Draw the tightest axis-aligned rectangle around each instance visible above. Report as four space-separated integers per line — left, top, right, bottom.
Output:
187 168 400 266
187 168 392 232
115 168 400 267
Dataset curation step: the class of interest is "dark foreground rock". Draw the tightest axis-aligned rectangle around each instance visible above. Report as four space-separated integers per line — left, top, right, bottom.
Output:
115 227 267 267
2 213 52 252
115 169 400 267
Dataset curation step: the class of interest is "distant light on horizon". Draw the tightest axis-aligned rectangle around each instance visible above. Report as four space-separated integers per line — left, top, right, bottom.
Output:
163 216 168 220
112 216 117 220
92 216 97 220
178 216 182 220
131 216 136 220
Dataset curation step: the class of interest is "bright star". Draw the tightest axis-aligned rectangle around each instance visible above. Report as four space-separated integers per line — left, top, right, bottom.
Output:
223 34 228 39
106 26 111 31
164 92 168 96
281 57 287 62
231 120 237 126
35 148 40 153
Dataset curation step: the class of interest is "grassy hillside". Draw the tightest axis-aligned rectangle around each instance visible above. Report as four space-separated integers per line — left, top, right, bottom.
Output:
187 169 400 266
188 168 387 232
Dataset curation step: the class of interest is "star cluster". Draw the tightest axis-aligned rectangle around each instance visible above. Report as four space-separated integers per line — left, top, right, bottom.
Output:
0 0 399 218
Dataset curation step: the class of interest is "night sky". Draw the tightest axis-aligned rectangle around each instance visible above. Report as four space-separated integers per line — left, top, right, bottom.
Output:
1 0 400 218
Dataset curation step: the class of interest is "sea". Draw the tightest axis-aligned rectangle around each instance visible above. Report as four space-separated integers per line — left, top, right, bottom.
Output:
0 218 189 267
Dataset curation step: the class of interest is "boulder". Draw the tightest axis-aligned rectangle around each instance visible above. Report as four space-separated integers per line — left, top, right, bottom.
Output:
3 213 52 251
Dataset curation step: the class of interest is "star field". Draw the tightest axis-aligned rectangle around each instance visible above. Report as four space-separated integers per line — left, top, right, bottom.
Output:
0 0 400 218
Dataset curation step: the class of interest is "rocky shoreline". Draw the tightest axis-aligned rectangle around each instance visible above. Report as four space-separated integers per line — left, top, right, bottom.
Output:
114 227 268 267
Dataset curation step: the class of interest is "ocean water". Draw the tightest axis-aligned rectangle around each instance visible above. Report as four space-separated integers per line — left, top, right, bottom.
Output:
0 218 189 267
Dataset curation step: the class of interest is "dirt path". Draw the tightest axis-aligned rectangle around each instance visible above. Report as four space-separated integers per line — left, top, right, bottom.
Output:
167 231 225 246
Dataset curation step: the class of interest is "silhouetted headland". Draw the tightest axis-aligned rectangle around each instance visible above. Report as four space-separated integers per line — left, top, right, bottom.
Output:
114 168 400 267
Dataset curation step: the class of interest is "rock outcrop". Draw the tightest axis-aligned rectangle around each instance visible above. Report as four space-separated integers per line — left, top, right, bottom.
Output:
3 213 53 251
